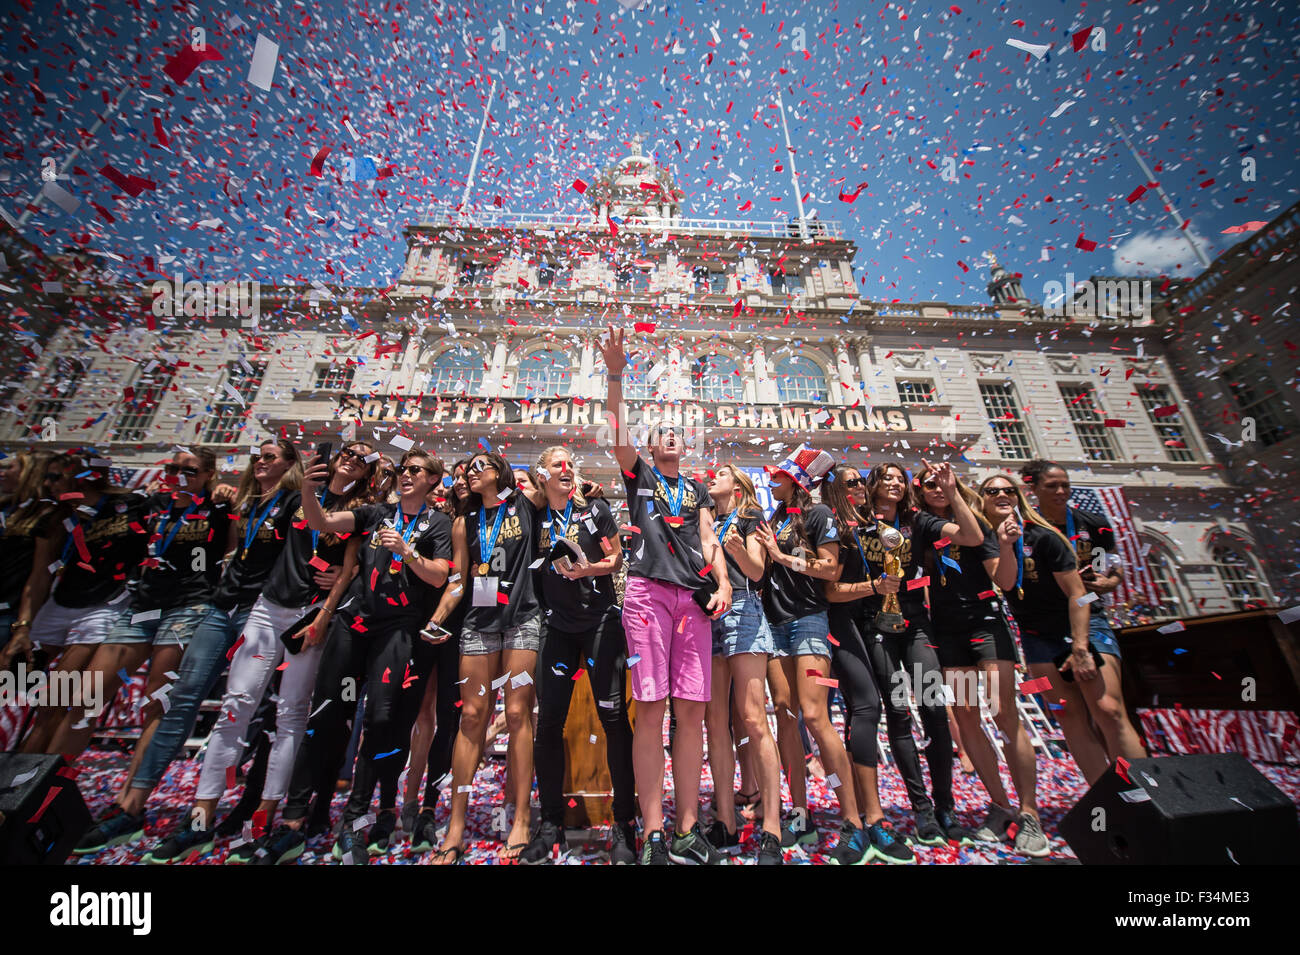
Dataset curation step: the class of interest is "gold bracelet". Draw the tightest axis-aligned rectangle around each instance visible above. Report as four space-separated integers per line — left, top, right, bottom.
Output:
12 619 32 630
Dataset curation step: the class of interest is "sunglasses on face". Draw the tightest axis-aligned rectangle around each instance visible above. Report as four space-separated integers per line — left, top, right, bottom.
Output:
252 451 282 463
921 479 940 491
470 460 496 473
44 471 64 482
337 447 367 463
164 464 201 478
398 464 434 477
842 477 864 488
982 486 1016 498
380 469 396 479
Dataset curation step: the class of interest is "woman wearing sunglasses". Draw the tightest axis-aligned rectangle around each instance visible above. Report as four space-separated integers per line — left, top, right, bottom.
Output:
978 474 1140 788
47 448 231 781
373 455 397 503
819 465 915 863
859 461 984 849
403 458 472 841
913 464 1045 856
6 453 149 754
294 447 452 862
434 450 547 864
518 446 635 864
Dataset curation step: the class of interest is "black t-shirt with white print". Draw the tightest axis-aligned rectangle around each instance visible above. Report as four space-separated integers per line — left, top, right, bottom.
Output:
1051 508 1116 617
348 502 453 626
714 509 764 594
262 489 357 611
762 502 839 626
924 519 1003 630
621 456 713 592
50 492 152 609
132 493 233 612
465 493 541 633
1002 523 1078 636
537 496 620 631
0 505 54 612
213 490 300 613
858 509 948 619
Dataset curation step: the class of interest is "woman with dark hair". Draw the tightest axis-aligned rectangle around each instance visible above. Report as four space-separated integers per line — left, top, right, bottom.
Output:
0 450 56 652
519 445 635 864
859 460 984 849
913 462 1044 855
47 448 232 781
294 447 453 862
402 457 473 840
6 453 149 754
757 447 868 865
373 455 397 503
433 450 546 864
819 464 914 863
1018 460 1147 765
980 472 1143 790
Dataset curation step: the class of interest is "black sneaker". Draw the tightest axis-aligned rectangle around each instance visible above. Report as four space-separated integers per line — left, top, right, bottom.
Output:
704 819 741 856
410 809 439 854
225 837 261 865
912 807 947 847
866 820 916 864
828 821 869 865
142 825 216 865
366 811 398 856
780 807 817 848
519 820 564 865
214 793 258 838
610 821 637 866
937 809 976 846
668 823 725 865
639 829 670 865
332 827 365 865
756 830 784 865
74 804 146 855
255 826 307 865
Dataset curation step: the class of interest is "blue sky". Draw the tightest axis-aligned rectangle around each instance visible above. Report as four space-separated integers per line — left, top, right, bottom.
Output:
2 0 1297 305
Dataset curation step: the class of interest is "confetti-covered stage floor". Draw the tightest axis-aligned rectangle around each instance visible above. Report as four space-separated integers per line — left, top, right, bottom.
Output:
68 733 1300 866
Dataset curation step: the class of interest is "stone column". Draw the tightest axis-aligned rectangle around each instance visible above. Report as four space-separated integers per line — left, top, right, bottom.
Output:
753 340 779 404
833 338 856 406
485 333 510 398
578 335 596 398
665 344 685 402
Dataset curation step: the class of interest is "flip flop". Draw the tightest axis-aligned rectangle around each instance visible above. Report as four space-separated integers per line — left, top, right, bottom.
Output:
499 841 528 861
430 845 463 866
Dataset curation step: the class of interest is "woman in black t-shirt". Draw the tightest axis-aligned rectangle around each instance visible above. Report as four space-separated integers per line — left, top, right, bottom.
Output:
979 473 1130 790
434 450 547 864
858 461 979 849
0 450 56 658
48 447 234 765
914 463 1044 856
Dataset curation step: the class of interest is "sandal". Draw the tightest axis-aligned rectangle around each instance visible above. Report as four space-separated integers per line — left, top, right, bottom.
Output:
499 841 529 861
736 790 763 821
430 845 463 866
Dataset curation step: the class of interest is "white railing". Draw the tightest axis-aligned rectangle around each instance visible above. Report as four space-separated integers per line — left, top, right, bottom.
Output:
415 202 845 240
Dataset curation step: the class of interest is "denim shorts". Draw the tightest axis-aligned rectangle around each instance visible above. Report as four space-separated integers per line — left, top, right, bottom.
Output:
1088 614 1122 659
711 594 775 658
769 611 831 659
461 612 543 656
104 603 215 647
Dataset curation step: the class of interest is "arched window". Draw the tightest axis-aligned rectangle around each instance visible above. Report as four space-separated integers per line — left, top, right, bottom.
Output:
517 348 572 398
1143 543 1187 619
775 355 827 403
424 346 483 396
691 353 741 402
1210 542 1273 611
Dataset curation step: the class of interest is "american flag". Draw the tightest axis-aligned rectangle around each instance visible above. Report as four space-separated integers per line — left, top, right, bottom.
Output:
109 466 163 490
1068 485 1161 607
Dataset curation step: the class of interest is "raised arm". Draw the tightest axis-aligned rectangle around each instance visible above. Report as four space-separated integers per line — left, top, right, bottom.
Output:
988 514 1021 592
599 324 638 476
300 455 358 534
926 460 983 547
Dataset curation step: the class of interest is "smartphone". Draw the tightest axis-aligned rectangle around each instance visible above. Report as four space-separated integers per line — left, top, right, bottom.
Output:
420 623 453 644
315 441 333 464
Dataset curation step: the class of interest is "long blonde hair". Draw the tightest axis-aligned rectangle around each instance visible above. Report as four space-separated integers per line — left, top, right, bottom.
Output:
535 445 586 507
914 462 990 529
977 472 1073 551
716 464 763 519
233 439 303 511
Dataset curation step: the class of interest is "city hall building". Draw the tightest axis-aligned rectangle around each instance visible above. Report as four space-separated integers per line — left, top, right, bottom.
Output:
3 147 1296 621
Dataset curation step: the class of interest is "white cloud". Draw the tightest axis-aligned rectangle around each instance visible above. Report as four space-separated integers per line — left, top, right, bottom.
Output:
1112 226 1215 275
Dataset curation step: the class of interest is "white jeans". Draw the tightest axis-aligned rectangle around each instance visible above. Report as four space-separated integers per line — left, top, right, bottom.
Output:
195 595 324 802
29 598 122 647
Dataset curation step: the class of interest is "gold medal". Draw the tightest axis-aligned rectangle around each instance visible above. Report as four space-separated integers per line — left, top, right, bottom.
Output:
478 562 491 576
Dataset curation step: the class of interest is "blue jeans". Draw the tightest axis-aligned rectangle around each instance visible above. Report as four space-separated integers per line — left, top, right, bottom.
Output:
131 605 251 790
711 594 775 657
1088 614 1122 659
769 611 832 658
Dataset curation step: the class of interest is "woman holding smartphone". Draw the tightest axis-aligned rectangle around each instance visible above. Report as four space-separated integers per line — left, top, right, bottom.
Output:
433 451 546 864
519 446 634 865
978 474 1126 792
758 446 868 866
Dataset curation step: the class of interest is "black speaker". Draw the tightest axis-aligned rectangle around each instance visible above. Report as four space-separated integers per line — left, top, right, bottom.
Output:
1060 753 1300 865
0 753 92 865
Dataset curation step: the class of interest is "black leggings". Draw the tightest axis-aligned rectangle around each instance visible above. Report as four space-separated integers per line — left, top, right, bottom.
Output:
534 611 636 826
865 615 954 814
828 606 882 769
420 632 463 808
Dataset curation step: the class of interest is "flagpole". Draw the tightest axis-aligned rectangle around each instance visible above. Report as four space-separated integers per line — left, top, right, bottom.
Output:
459 77 497 212
1110 119 1212 270
776 89 808 241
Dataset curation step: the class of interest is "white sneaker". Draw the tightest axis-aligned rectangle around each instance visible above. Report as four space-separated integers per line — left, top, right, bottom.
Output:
974 803 1015 843
1012 812 1051 858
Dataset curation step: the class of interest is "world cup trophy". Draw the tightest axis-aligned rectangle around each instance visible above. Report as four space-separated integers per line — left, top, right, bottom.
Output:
873 521 907 634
